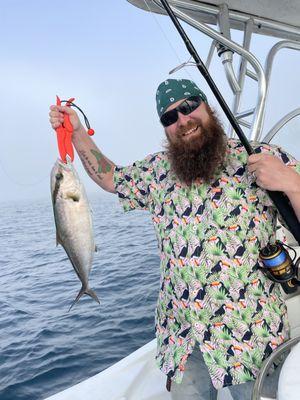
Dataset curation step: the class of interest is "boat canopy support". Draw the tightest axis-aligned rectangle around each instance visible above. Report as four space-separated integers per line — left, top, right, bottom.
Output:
129 0 300 41
130 0 300 143
263 108 300 143
152 0 267 140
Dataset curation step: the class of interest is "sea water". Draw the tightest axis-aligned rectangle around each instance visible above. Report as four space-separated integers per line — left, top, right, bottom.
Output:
0 194 160 400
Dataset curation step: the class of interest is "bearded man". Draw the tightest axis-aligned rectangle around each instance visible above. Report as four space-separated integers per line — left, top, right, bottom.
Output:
49 78 300 400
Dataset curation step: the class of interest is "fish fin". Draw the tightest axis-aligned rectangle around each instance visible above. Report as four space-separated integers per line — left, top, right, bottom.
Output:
68 287 85 312
56 231 62 246
85 288 100 305
68 286 100 312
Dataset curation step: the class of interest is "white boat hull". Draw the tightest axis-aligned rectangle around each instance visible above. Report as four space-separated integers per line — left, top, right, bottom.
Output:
45 340 171 400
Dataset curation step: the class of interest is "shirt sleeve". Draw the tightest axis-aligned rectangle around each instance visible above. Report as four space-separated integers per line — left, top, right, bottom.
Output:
113 155 156 212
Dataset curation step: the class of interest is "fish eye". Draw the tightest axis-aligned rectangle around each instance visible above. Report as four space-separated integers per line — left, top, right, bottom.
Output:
56 173 63 181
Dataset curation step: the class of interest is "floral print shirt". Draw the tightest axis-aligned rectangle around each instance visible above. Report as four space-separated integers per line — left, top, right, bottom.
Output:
113 138 300 389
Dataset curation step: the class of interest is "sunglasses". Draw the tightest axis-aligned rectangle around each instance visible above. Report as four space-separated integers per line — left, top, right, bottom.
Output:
160 95 203 127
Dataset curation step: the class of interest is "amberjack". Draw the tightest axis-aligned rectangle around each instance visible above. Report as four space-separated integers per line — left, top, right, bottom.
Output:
50 157 99 311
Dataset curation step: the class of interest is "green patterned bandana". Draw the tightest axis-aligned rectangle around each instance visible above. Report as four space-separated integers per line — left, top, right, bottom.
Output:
156 78 208 117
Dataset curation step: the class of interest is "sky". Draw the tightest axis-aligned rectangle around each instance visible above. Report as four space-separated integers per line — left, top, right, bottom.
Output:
1 0 300 202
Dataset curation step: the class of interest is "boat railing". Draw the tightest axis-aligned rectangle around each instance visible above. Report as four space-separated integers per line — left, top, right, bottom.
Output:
263 108 300 143
262 39 300 142
252 335 300 400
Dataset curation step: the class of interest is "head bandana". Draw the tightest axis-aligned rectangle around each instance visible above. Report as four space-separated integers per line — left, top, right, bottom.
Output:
156 78 208 118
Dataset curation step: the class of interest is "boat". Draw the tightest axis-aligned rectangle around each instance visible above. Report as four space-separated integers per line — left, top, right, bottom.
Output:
45 1 300 399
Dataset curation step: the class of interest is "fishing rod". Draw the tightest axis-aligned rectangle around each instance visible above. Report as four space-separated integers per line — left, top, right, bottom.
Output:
159 0 300 246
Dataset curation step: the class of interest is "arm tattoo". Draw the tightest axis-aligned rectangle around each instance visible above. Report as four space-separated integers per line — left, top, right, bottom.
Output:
90 149 112 174
78 149 110 181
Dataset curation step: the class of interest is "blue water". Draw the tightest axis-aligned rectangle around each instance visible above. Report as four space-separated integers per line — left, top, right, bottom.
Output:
0 194 160 400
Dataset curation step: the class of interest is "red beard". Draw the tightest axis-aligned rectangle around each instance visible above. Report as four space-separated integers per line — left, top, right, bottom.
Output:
165 107 227 186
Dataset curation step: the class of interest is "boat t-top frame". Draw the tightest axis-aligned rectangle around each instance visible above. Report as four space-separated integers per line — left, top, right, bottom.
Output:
127 0 300 143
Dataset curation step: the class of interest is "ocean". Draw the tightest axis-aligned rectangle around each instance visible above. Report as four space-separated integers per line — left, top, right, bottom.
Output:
0 194 160 400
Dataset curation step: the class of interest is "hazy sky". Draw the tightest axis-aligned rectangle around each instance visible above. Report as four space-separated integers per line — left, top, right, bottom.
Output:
1 0 300 202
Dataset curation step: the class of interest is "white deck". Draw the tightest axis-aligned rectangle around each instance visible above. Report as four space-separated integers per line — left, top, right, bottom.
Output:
45 340 171 400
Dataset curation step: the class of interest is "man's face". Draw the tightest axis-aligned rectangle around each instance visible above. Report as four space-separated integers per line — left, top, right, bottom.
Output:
163 98 227 185
164 98 210 146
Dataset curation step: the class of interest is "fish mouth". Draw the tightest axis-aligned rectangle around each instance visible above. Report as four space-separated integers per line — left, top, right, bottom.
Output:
54 158 77 179
56 156 74 170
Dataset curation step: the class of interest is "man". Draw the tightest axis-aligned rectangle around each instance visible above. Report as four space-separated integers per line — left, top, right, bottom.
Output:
49 78 300 400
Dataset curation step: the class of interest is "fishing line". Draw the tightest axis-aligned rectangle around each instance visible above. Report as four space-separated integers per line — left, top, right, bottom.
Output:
142 0 197 81
0 157 49 187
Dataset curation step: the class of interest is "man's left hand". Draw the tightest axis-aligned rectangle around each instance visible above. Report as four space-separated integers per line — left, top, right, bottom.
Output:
248 154 300 194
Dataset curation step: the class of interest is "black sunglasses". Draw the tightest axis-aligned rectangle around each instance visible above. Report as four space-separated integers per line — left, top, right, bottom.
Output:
160 95 203 127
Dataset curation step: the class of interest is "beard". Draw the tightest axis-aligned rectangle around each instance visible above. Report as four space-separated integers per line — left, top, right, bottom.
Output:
165 106 227 186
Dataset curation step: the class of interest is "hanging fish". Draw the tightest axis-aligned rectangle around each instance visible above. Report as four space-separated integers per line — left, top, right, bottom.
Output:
50 157 99 311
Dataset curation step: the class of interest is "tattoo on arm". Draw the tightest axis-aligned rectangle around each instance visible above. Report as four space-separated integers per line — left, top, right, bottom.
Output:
78 149 111 182
90 149 112 174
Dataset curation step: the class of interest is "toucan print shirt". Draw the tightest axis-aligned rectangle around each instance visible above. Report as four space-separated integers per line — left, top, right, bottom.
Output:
113 138 300 389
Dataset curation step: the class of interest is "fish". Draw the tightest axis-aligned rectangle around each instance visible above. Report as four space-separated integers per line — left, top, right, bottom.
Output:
50 157 99 311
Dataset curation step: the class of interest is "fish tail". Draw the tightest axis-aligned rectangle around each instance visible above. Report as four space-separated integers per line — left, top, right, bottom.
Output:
68 286 100 312
68 287 85 312
85 288 100 305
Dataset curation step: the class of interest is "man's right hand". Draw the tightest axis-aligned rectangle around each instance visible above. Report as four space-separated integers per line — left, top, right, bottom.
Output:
49 105 83 133
49 103 116 194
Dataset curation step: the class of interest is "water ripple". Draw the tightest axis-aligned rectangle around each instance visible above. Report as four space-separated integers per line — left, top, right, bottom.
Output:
0 195 159 400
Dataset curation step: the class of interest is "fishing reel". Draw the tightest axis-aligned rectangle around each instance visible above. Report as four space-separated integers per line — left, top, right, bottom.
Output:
259 241 300 294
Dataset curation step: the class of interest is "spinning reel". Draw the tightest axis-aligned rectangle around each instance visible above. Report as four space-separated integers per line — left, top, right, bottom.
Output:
259 241 300 294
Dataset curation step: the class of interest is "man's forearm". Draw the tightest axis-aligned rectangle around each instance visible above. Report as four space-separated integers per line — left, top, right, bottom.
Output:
72 126 116 193
286 192 300 221
284 169 300 222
